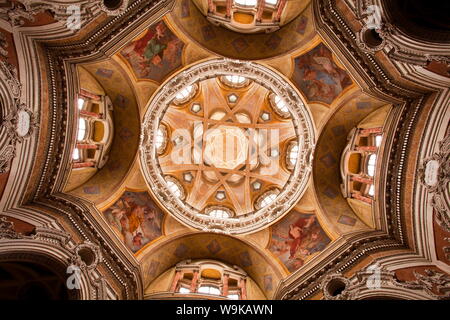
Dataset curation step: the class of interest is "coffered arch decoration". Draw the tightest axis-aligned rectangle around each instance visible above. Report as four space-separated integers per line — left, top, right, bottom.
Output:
312 89 390 236
137 232 285 299
168 0 316 60
140 58 316 235
66 61 140 205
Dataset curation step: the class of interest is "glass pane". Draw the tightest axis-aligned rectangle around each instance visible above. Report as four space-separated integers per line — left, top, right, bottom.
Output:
175 85 193 100
72 148 80 160
375 135 382 147
77 118 86 141
260 193 276 207
155 128 165 149
367 154 377 177
179 287 190 294
235 0 257 6
167 180 182 198
198 286 221 295
288 144 299 166
368 184 375 196
225 75 246 84
274 95 289 113
77 98 85 110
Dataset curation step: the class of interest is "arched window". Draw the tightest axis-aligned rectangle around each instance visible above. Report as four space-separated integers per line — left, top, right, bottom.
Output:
77 97 86 110
165 176 185 200
155 124 168 155
234 0 257 7
178 287 190 294
270 94 291 118
368 184 375 197
209 209 230 219
77 118 87 141
175 85 194 101
155 128 165 149
224 75 248 87
255 189 279 209
173 84 198 105
72 148 80 161
367 154 377 177
265 0 278 5
260 193 276 207
198 286 221 296
274 95 289 113
286 141 299 169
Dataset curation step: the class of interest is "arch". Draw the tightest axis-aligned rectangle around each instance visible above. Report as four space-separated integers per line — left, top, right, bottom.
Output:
0 237 95 300
0 250 78 300
137 232 285 299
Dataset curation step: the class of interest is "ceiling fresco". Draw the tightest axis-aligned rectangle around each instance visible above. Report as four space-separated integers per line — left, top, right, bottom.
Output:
292 43 353 105
103 190 165 253
268 210 331 273
119 20 185 83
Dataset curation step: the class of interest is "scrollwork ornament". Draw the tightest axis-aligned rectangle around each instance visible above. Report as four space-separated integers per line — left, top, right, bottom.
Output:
418 132 450 232
0 217 23 239
321 273 355 300
397 269 450 300
3 103 39 144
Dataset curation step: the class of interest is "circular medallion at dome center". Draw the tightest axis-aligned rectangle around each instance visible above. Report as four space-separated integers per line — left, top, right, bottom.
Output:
204 125 248 170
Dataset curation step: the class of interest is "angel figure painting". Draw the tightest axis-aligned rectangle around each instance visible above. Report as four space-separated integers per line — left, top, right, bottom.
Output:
292 43 352 105
120 20 184 82
103 191 164 253
268 211 331 272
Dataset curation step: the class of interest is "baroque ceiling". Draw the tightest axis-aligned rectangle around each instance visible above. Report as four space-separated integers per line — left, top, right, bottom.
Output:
0 0 449 300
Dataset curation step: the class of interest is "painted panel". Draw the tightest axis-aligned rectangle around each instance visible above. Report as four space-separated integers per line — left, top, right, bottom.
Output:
268 211 331 272
292 43 352 104
120 20 184 82
103 191 164 253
